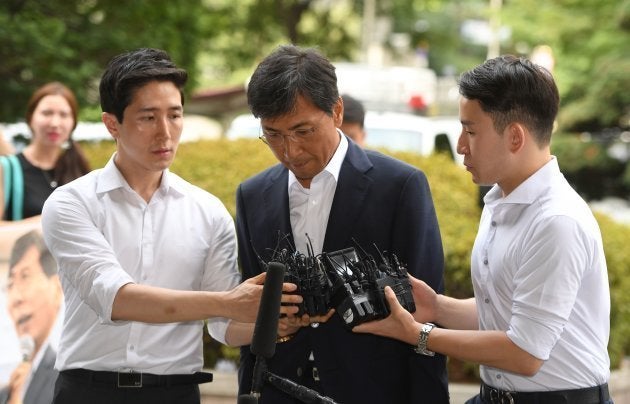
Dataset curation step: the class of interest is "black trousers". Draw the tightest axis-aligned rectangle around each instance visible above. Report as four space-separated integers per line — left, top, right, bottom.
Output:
465 384 614 404
52 371 201 404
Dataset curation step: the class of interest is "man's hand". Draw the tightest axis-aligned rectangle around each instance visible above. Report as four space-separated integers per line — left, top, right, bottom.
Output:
224 272 302 323
278 309 335 337
352 286 418 345
7 361 31 404
408 275 439 323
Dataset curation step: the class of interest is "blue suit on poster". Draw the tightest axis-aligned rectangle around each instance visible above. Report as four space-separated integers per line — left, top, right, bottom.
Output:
236 139 449 404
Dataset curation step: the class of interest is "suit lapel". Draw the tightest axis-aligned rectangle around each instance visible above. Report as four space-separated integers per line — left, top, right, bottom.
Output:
323 143 373 251
262 167 295 250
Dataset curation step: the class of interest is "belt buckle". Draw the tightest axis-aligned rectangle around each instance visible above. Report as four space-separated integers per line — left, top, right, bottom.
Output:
117 371 143 388
489 387 514 404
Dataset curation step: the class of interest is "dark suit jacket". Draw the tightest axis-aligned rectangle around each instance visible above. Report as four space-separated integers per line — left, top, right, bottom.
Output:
236 140 449 403
0 345 58 404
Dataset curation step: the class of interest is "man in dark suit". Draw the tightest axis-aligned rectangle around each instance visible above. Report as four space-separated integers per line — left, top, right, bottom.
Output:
0 230 61 404
236 44 449 404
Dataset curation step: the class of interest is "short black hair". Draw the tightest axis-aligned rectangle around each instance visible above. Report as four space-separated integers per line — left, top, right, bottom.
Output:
99 48 188 123
247 45 339 119
458 55 559 146
341 94 365 127
9 230 57 278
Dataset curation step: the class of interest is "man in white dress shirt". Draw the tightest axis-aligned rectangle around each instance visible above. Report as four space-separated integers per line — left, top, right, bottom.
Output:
41 48 300 404
354 55 613 404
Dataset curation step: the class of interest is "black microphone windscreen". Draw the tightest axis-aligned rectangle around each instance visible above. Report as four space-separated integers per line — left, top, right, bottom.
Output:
250 262 286 358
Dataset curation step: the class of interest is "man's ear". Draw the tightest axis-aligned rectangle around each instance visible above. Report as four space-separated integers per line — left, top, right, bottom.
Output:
102 112 120 140
333 97 344 127
507 123 526 153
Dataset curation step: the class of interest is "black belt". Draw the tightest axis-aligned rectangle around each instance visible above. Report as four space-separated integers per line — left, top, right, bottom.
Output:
61 368 213 388
481 381 610 404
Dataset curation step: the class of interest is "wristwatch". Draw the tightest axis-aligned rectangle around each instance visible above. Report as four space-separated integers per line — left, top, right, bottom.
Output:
414 322 435 356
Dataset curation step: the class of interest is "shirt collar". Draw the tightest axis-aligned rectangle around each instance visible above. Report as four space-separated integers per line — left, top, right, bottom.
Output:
288 129 348 188
96 153 183 197
485 156 560 207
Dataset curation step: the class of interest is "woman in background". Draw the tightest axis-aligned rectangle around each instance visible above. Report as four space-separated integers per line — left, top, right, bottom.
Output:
0 82 90 222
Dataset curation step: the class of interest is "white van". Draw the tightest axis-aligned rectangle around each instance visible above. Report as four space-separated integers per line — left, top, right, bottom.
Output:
225 111 463 166
334 62 438 115
363 111 463 165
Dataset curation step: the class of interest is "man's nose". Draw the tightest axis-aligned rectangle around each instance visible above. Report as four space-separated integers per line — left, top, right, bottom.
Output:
456 133 468 155
282 137 301 158
7 285 25 304
156 116 172 139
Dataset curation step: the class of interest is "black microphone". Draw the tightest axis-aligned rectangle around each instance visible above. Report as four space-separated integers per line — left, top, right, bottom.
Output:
249 262 286 396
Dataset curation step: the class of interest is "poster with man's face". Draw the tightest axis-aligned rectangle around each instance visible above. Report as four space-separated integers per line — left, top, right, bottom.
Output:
0 221 63 386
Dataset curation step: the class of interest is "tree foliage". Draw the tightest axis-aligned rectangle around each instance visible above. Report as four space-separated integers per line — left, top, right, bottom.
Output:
196 0 360 88
1 0 626 134
502 0 630 131
387 0 489 74
0 0 204 122
371 0 629 132
0 0 360 121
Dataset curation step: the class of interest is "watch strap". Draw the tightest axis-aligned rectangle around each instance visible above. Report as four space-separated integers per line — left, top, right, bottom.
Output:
414 322 435 356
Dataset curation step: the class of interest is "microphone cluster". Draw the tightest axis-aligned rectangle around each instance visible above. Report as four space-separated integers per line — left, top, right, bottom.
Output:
241 261 340 404
268 243 415 328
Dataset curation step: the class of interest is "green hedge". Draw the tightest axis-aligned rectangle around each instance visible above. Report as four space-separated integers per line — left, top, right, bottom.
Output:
552 134 628 199
82 139 629 376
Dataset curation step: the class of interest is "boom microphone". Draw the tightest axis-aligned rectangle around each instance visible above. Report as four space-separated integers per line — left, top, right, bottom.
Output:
250 262 286 358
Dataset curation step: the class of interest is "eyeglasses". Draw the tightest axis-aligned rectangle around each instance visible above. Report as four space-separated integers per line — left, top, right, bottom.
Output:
259 112 326 147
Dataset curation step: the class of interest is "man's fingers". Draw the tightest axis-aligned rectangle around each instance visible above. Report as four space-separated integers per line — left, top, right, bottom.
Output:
384 286 403 311
280 289 302 304
281 282 298 293
353 318 387 334
248 272 267 284
280 304 300 316
310 308 335 323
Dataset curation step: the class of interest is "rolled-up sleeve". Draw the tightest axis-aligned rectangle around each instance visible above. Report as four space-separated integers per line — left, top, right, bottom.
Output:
202 204 241 344
41 183 134 324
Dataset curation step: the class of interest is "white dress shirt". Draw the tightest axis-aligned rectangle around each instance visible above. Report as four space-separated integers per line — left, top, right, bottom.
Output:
289 131 348 255
41 156 240 374
472 157 610 391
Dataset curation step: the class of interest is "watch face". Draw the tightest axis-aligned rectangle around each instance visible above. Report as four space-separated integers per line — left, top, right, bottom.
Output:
415 323 435 356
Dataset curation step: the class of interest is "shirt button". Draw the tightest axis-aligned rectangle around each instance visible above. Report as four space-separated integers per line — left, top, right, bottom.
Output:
491 221 497 227
483 259 488 265
296 367 303 377
484 298 490 304
496 374 502 379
